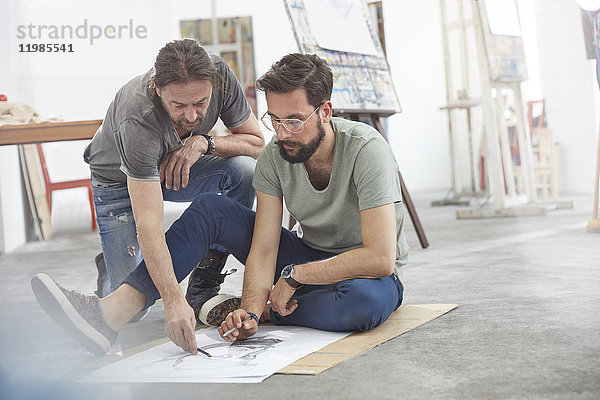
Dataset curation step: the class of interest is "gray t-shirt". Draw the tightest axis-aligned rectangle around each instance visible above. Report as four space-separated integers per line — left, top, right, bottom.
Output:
253 117 409 277
84 54 252 183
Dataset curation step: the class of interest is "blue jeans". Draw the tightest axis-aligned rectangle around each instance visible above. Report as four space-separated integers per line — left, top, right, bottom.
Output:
124 193 404 332
92 155 256 297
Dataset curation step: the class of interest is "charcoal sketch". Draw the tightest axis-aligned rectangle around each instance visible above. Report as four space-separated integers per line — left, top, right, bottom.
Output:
133 335 283 376
85 326 352 383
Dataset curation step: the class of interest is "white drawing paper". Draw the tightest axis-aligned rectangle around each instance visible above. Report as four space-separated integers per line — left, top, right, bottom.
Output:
84 326 352 383
304 0 378 56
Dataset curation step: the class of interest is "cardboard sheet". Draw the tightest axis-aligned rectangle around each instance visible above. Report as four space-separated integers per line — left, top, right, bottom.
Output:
277 304 458 375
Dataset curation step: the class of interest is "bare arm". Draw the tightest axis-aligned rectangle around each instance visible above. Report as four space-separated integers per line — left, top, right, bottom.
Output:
160 113 264 190
293 203 397 283
242 190 284 314
218 190 283 340
214 113 265 159
127 177 197 354
268 203 397 316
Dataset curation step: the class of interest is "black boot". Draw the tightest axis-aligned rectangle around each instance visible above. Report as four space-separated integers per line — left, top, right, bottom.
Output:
185 249 241 325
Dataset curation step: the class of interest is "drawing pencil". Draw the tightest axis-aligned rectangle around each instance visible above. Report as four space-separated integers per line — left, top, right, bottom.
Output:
223 315 251 336
196 347 212 357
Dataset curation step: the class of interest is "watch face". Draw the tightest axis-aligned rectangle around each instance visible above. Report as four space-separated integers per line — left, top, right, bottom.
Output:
281 265 292 278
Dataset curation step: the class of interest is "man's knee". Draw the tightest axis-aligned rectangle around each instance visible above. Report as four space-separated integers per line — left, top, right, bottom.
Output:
189 193 237 215
230 155 256 176
224 156 256 208
338 279 396 331
224 156 255 185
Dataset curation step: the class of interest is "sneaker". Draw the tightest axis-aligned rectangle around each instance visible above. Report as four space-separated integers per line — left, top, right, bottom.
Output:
198 294 242 326
94 253 149 322
185 249 237 322
31 273 117 355
94 252 107 297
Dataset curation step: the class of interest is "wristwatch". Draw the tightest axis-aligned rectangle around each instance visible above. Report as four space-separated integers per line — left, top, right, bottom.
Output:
281 264 303 289
200 133 215 155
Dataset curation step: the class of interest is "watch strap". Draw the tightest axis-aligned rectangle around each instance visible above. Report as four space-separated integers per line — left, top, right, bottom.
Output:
200 133 215 155
283 264 303 289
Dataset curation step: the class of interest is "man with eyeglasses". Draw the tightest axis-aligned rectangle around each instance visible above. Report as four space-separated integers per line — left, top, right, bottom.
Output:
30 53 408 355
219 53 408 341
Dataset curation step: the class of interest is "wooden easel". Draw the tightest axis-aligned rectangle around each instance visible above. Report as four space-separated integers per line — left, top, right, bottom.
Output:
440 0 553 219
436 0 480 206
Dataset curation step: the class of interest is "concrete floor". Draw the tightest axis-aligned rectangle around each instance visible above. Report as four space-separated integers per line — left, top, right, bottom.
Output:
0 191 599 399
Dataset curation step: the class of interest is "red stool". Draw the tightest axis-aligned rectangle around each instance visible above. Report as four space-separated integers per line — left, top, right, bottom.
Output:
35 143 97 231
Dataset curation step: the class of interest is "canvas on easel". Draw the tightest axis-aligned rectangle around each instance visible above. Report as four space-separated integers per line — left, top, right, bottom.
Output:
480 0 528 81
284 0 400 116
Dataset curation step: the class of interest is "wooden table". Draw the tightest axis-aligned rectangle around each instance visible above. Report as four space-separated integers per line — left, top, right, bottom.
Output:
0 120 102 145
0 120 102 240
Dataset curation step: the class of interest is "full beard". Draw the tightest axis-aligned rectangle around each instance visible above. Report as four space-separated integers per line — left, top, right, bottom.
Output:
275 119 326 164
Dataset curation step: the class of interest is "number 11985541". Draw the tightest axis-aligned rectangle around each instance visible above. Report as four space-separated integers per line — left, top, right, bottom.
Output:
19 43 74 53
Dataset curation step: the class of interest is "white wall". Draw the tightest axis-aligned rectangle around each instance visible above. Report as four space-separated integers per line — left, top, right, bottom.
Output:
383 0 451 192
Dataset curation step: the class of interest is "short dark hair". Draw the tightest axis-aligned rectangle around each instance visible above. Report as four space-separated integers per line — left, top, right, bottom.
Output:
256 53 333 108
151 38 221 90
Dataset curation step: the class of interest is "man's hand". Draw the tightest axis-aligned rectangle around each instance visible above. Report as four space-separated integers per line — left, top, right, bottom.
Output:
164 298 198 353
269 278 298 317
218 309 258 342
160 135 208 191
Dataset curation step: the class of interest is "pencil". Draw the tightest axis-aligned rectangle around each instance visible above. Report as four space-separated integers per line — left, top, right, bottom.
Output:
223 315 251 336
196 347 212 357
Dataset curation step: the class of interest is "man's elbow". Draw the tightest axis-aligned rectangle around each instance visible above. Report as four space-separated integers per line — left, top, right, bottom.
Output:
252 135 266 158
256 133 265 148
373 252 396 277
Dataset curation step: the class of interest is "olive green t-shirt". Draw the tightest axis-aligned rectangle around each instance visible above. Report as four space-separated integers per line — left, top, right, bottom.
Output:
253 117 409 278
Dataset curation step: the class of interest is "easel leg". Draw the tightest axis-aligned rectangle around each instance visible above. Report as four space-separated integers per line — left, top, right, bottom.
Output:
398 170 430 248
